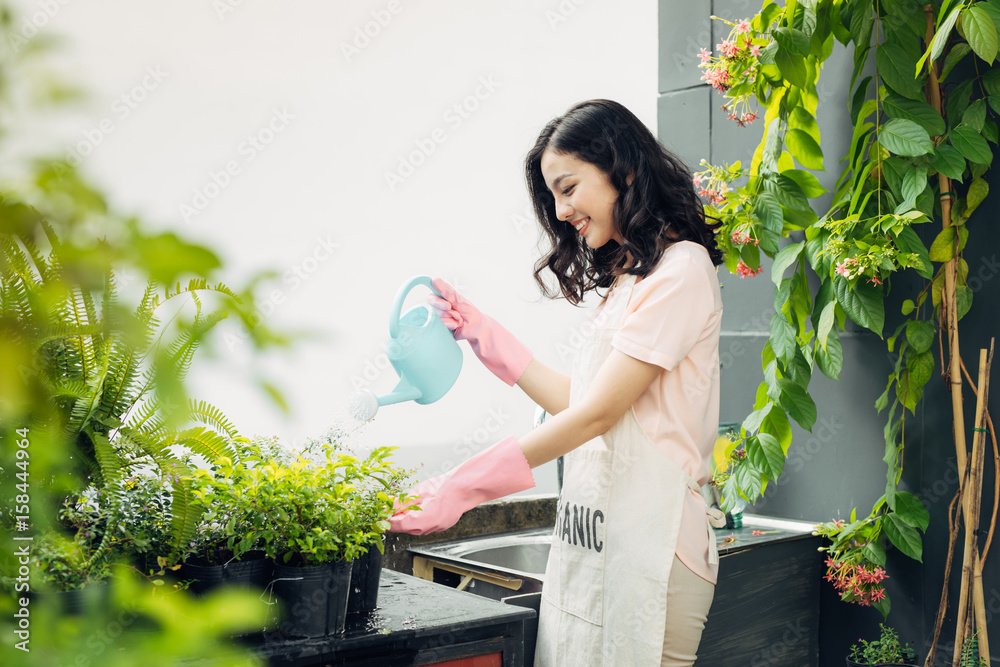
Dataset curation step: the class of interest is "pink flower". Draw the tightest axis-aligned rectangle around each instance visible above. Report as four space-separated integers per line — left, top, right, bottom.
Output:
692 173 703 187
736 260 762 278
718 39 740 57
698 47 712 64
835 261 850 278
736 19 751 34
750 43 762 57
868 275 883 286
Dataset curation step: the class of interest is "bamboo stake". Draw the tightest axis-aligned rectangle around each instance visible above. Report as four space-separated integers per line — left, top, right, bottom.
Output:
921 6 967 478
921 8 972 664
960 356 999 565
954 348 989 665
971 343 993 662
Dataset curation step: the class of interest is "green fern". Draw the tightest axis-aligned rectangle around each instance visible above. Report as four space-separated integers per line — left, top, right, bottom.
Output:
2 205 247 561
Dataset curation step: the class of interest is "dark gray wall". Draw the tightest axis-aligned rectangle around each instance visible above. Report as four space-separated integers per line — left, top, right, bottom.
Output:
658 1 1000 665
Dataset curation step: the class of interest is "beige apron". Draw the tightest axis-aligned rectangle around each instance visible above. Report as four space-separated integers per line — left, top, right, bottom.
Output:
535 275 722 667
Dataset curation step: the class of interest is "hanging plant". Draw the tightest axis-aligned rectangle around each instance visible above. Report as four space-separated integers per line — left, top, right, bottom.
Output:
700 2 997 644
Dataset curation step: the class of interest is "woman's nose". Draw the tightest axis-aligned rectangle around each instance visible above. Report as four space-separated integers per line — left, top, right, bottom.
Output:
555 199 574 222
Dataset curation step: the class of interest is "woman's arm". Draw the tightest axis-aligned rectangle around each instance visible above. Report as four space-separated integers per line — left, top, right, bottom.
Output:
518 349 661 468
515 358 571 416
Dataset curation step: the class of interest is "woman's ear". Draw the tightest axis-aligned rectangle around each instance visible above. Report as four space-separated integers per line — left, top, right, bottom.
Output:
626 171 635 187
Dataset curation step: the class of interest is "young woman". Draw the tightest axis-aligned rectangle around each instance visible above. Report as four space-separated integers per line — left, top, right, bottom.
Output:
389 99 725 667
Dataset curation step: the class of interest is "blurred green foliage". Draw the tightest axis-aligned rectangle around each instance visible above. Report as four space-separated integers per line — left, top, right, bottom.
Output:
0 3 295 664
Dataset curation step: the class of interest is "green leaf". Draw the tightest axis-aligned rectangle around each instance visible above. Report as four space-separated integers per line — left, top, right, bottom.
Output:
895 225 933 278
774 26 811 55
930 144 966 182
834 277 885 336
750 432 786 479
754 190 784 234
882 93 946 137
790 106 821 144
947 79 976 130
940 42 972 81
877 42 924 100
815 327 843 380
966 177 989 215
880 119 934 156
957 284 974 319
964 5 999 63
932 7 963 63
929 226 958 261
742 401 774 434
889 490 931 531
883 513 923 561
776 378 818 431
734 462 763 501
905 320 935 355
985 67 1000 95
772 241 805 285
762 405 793 454
850 0 875 47
962 99 988 132
950 125 993 164
863 540 887 567
770 312 798 364
775 47 809 88
900 167 928 207
781 169 827 197
816 299 836 347
786 129 825 169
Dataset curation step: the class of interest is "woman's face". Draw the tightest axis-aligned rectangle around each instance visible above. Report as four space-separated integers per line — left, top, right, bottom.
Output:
540 149 622 249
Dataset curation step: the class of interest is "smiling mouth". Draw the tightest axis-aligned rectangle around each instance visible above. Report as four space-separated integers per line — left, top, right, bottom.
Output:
573 218 589 235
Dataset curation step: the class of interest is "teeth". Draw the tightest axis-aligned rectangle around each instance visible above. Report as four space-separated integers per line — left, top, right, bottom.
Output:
574 218 588 231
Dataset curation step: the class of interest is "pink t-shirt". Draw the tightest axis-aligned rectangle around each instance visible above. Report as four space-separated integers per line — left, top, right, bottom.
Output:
607 240 723 584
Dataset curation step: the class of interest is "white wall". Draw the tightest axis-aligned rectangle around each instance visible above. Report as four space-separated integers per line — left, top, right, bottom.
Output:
15 0 657 490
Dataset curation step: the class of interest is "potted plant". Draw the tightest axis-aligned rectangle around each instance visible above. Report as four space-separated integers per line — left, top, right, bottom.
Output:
25 494 114 614
847 623 917 666
299 431 415 615
237 438 414 636
179 437 287 596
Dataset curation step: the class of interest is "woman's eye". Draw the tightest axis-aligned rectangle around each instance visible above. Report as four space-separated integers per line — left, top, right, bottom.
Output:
562 185 575 195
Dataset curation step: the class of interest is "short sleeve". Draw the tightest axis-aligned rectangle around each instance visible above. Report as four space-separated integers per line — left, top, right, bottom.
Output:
612 245 720 371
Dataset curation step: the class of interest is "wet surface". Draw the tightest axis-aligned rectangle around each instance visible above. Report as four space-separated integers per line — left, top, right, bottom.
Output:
714 514 819 556
240 570 533 661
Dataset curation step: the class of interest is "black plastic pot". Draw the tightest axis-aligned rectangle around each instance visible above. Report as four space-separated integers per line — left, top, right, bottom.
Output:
346 541 384 615
181 550 273 596
272 559 353 637
31 582 110 615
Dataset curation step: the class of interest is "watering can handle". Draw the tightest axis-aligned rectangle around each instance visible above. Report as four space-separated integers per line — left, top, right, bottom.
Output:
388 275 442 339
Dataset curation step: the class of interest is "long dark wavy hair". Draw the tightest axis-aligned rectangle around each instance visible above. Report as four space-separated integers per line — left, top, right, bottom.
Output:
525 99 722 304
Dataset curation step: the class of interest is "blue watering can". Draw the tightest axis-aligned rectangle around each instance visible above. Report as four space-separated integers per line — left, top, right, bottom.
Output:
348 276 463 421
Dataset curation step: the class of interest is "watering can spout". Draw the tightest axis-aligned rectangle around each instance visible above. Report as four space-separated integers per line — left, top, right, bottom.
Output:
377 381 423 407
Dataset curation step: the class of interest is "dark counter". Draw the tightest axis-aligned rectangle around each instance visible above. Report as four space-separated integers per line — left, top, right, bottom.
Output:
239 570 534 666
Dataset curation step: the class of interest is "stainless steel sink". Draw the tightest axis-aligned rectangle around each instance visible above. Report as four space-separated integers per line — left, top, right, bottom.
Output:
410 527 552 583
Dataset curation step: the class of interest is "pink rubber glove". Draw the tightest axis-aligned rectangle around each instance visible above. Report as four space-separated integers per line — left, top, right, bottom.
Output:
389 436 535 535
427 278 533 386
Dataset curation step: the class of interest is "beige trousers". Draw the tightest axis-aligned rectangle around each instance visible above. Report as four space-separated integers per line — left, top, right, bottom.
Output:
660 555 716 667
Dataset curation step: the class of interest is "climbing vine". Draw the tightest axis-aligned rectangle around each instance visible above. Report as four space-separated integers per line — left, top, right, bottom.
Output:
702 0 997 624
